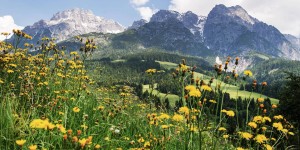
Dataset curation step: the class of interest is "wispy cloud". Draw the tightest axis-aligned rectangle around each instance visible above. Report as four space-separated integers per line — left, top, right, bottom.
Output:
130 0 157 21
0 15 24 40
135 7 156 21
130 0 149 6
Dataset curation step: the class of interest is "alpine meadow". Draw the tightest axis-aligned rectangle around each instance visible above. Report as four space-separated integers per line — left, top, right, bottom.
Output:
0 1 300 150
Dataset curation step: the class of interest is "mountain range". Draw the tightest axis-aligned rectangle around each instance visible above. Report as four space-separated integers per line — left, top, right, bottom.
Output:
11 5 300 61
18 8 124 44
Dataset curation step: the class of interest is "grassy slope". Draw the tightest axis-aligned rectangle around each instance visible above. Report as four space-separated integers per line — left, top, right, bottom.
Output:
143 61 278 106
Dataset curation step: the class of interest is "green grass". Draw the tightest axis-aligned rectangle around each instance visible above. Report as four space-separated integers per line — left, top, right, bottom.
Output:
155 61 279 104
142 84 179 107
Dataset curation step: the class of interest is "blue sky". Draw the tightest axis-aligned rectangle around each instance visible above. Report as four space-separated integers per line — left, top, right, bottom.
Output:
0 0 169 27
0 0 299 37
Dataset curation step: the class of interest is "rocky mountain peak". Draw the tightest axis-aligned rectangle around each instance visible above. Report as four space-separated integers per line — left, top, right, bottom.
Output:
150 10 181 22
50 8 95 21
18 8 125 43
128 19 148 30
209 4 258 26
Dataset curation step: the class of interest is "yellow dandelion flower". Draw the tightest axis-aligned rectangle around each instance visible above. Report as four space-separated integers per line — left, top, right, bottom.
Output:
189 125 198 132
221 109 235 117
29 119 49 129
288 132 295 136
264 144 273 150
144 141 150 148
254 134 268 144
161 125 169 129
178 106 189 115
263 116 271 123
209 100 217 103
158 113 170 120
273 115 284 120
189 89 201 97
236 147 245 150
223 134 229 139
9 64 17 67
253 116 263 123
244 70 253 77
248 122 257 129
138 137 145 143
81 124 88 130
145 69 156 74
239 132 253 140
273 122 283 131
95 144 101 149
218 127 227 131
281 129 288 134
78 138 87 148
172 114 184 122
70 51 78 55
201 85 212 92
28 145 37 150
16 139 26 146
185 85 197 91
7 70 14 73
257 98 264 103
73 107 80 113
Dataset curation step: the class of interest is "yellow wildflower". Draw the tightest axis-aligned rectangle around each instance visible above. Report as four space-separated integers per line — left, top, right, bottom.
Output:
178 106 189 115
223 134 229 139
138 137 144 143
161 125 169 129
73 107 80 113
248 122 257 129
16 139 26 146
218 127 227 131
144 141 150 148
288 132 295 136
264 144 273 150
240 132 253 140
221 109 235 117
185 85 196 91
78 138 87 148
145 69 156 74
189 89 201 97
254 134 268 144
172 114 184 122
201 85 212 92
95 144 101 149
273 115 284 120
7 70 14 73
209 100 217 103
28 145 37 150
244 70 253 77
273 122 283 131
257 98 264 103
29 119 50 129
253 116 263 123
158 113 170 120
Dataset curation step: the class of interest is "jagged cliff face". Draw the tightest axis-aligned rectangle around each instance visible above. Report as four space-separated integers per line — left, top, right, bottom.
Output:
285 34 300 50
128 10 210 55
203 4 300 60
21 8 125 43
150 10 206 40
128 19 148 30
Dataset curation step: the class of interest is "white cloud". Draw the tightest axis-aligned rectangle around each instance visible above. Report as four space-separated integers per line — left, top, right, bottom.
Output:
0 15 24 41
169 0 300 37
136 7 157 21
130 0 149 6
